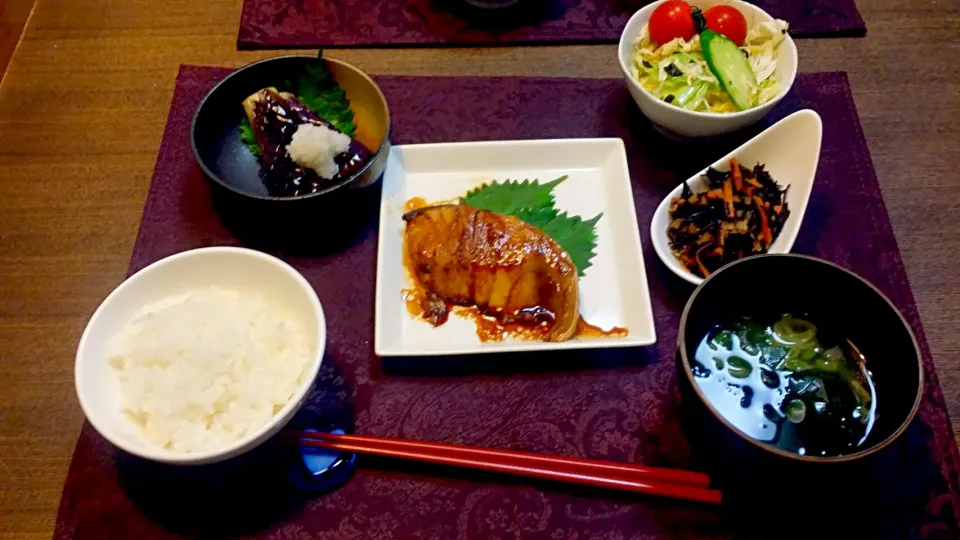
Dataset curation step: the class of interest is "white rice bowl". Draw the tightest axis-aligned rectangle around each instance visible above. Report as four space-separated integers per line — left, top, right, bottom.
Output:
75 247 325 464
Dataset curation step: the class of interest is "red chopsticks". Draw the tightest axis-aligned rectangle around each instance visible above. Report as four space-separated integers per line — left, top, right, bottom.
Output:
282 431 721 504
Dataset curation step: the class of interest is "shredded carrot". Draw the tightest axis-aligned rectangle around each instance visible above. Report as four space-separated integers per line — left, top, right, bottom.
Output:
745 177 763 188
695 245 712 277
773 205 783 214
723 179 735 218
754 196 773 247
730 159 742 191
742 186 755 198
704 189 724 199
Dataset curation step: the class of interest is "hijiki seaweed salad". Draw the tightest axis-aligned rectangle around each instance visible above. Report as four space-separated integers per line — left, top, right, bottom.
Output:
668 159 789 278
239 56 371 197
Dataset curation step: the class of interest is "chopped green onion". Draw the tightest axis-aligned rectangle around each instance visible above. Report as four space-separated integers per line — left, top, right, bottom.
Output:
773 314 817 345
727 356 752 378
785 399 807 423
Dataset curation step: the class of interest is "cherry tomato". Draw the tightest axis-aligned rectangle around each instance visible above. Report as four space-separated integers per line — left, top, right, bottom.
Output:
703 5 748 46
648 1 695 45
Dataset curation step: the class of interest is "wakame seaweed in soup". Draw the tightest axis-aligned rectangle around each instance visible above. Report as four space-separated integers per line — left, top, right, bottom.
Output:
692 314 877 457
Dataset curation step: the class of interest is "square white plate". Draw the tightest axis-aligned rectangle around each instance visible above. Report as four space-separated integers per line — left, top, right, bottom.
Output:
374 138 657 356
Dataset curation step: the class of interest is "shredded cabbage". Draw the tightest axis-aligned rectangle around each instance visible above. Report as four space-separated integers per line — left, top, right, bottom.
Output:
631 20 789 113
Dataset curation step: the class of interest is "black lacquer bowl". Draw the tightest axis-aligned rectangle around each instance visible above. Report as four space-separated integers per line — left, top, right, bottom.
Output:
676 254 923 479
190 56 390 252
191 55 390 201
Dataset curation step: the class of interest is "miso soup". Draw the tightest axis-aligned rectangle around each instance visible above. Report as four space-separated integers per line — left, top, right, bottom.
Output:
691 314 877 457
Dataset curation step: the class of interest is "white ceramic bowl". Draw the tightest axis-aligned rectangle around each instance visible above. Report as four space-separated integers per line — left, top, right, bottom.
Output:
617 0 798 138
651 109 823 284
75 247 326 465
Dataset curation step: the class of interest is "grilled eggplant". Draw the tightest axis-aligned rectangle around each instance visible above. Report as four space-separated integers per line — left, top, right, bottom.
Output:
242 88 371 196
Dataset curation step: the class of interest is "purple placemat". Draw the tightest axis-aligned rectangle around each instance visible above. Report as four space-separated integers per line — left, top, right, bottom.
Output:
55 67 957 539
237 0 866 48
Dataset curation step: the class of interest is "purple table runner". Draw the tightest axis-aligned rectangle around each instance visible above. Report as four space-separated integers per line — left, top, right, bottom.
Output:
237 0 866 49
55 67 957 539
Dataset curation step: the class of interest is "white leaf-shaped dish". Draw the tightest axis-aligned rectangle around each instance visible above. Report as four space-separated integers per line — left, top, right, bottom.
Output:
650 109 823 285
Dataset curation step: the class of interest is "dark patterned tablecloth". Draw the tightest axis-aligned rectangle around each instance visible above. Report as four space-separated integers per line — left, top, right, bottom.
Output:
237 0 867 49
54 67 958 539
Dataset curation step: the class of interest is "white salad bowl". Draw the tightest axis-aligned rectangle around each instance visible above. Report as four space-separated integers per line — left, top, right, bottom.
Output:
75 247 326 465
618 0 798 138
651 109 822 285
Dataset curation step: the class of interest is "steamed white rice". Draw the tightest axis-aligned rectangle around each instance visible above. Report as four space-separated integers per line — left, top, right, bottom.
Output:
106 287 311 453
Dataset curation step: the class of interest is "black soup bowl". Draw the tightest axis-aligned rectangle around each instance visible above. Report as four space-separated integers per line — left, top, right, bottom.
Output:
190 55 390 253
676 254 923 482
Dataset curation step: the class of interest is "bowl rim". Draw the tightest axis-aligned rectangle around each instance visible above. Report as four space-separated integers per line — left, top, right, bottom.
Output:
617 0 798 120
189 54 392 202
74 246 327 464
676 253 925 463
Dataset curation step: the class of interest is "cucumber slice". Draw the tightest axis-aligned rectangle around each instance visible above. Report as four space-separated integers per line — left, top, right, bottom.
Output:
700 29 757 110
